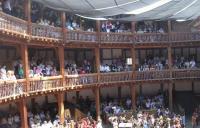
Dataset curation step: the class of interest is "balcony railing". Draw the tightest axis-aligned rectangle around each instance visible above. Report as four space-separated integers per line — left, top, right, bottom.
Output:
134 33 169 43
32 23 62 40
0 79 26 100
0 12 27 35
67 30 97 42
135 70 171 81
100 32 133 43
65 74 98 87
100 71 133 83
29 76 63 93
172 69 200 79
1 12 200 44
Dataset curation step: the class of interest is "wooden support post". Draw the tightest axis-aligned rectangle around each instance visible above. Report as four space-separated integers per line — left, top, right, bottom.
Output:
58 46 65 87
131 46 136 78
168 82 173 110
95 47 100 81
57 92 65 124
131 21 136 34
168 20 172 33
61 11 67 43
96 20 101 43
19 99 28 128
130 84 136 110
168 46 172 78
94 87 100 120
24 0 31 35
76 91 80 104
118 86 122 103
21 44 29 93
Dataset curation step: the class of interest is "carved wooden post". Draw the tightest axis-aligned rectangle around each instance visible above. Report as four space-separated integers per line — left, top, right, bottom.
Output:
24 0 31 35
95 47 100 82
130 84 136 110
19 99 28 128
61 11 67 43
57 92 65 124
96 20 101 43
93 87 100 120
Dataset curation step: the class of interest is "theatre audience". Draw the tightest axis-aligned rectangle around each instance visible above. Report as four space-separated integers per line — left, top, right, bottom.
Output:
138 56 168 71
173 56 197 69
136 21 166 33
101 21 131 33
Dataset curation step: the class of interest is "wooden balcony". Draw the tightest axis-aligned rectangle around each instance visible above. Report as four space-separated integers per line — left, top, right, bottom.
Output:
29 76 63 94
0 79 26 100
135 70 171 81
172 69 200 79
1 12 200 45
100 71 133 84
65 74 98 87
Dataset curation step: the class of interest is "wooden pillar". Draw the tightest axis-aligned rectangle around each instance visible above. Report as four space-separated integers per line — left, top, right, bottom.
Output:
94 87 100 120
168 46 172 78
24 0 31 34
168 20 172 33
168 82 173 110
118 86 122 103
21 44 29 92
58 46 65 86
131 46 136 78
130 84 136 110
95 47 100 81
76 91 80 103
61 11 67 43
131 21 136 33
19 99 28 128
57 92 65 124
96 20 101 43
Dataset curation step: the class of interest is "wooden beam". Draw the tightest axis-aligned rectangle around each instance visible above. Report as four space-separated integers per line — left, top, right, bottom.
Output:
57 92 65 124
58 46 65 86
19 99 28 128
61 11 67 43
95 47 100 81
21 44 29 92
168 82 173 110
94 87 100 120
130 84 136 111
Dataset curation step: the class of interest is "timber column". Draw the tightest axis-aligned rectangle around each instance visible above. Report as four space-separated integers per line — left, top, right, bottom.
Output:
95 47 100 81
57 92 65 124
19 99 28 128
61 11 67 43
24 0 31 35
96 20 101 43
94 87 100 120
58 46 65 87
168 44 173 110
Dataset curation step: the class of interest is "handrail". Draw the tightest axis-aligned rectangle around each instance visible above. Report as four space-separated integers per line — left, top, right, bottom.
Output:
1 12 200 44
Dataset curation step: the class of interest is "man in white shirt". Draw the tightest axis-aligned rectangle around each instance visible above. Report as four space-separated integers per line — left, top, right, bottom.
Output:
3 0 11 14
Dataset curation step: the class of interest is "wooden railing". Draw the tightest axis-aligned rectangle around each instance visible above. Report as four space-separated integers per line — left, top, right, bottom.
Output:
32 23 62 40
67 30 97 42
0 12 27 35
170 32 200 42
135 70 171 81
29 76 63 93
65 73 98 87
100 71 133 83
0 79 26 100
134 33 169 43
100 32 133 43
172 69 200 79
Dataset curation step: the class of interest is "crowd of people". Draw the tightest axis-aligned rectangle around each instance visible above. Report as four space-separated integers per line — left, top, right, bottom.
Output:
138 56 168 71
191 106 200 128
101 21 131 33
136 21 166 33
173 56 197 69
29 57 59 78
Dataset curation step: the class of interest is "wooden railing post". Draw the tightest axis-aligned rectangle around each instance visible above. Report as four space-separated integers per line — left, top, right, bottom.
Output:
19 98 28 128
61 11 66 43
168 20 171 42
20 44 29 94
58 46 65 88
57 92 65 124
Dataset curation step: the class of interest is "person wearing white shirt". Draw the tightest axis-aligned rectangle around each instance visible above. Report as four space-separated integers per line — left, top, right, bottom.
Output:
3 0 11 14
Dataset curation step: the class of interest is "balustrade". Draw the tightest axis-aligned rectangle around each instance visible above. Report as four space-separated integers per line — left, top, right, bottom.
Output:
134 33 169 43
65 74 98 87
32 23 62 39
0 79 26 100
67 30 97 42
135 70 170 81
172 69 200 79
101 32 132 43
100 72 132 83
170 32 200 42
0 12 27 35
29 76 63 93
